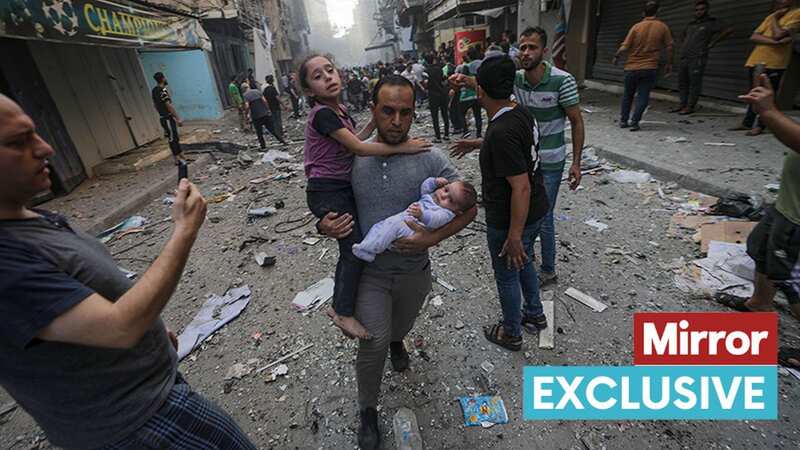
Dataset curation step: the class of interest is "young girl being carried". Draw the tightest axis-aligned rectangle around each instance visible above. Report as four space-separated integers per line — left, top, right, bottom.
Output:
298 54 430 339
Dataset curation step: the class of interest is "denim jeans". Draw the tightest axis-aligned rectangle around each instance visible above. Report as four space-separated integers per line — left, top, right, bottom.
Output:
486 220 544 337
620 69 658 126
539 168 563 274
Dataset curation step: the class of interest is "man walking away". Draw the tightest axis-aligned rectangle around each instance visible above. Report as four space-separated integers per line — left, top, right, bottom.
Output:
229 75 249 131
732 0 800 136
151 72 185 164
243 83 286 148
613 1 673 131
474 55 550 351
424 53 450 142
673 1 732 115
263 75 289 141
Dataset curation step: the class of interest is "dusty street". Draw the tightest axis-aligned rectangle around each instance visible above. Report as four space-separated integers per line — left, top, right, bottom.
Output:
2 97 799 450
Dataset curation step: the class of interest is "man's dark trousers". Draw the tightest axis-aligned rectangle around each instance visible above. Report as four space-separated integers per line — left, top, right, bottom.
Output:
253 115 279 149
429 94 449 140
679 57 706 110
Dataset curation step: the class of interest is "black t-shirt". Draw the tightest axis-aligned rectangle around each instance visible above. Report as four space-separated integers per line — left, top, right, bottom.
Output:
479 106 549 229
426 63 446 97
312 106 356 136
347 78 363 94
263 85 281 111
151 86 171 117
0 210 176 448
681 16 724 59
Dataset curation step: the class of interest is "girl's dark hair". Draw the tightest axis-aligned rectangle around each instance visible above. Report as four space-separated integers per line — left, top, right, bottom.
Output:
296 53 335 107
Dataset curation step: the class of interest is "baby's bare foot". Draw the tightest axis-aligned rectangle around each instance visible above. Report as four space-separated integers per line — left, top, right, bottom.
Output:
327 307 371 339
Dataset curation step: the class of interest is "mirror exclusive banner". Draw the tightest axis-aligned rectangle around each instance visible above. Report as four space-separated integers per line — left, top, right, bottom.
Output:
523 313 778 420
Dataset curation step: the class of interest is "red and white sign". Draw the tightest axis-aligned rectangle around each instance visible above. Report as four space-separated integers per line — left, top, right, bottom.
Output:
454 29 486 65
633 313 777 366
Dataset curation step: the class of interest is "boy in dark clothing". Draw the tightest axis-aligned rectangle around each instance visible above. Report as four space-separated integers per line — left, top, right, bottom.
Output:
424 54 450 142
243 84 286 148
474 54 550 351
263 75 289 141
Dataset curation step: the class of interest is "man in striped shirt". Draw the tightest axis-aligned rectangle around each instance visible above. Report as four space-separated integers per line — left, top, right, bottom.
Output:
450 26 585 289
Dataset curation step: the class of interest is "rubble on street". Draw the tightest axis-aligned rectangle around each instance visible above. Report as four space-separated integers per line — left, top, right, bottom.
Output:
2 104 799 450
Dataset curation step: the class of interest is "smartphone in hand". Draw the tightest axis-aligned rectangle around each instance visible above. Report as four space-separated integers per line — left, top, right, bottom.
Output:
178 161 188 182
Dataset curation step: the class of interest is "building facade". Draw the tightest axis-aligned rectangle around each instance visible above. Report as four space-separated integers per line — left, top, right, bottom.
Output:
0 0 211 193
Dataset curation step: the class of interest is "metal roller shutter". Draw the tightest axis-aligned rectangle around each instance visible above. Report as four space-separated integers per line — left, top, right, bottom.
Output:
591 0 776 101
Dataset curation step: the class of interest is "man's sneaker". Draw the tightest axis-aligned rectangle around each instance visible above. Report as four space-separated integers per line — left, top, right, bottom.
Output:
539 271 558 289
389 341 410 372
619 121 629 129
358 407 380 450
521 313 548 335
629 123 641 132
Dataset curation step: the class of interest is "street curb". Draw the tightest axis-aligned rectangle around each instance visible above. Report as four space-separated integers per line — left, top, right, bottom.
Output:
592 145 746 199
584 79 747 115
85 153 212 236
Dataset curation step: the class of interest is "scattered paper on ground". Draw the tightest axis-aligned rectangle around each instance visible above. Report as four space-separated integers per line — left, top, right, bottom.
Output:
177 286 252 360
291 278 334 311
674 241 755 299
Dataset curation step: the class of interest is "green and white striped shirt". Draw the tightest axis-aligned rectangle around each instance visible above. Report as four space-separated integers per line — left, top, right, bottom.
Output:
513 62 579 172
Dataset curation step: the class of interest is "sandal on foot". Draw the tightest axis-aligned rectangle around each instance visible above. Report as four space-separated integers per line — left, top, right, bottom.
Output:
715 293 752 312
522 314 548 335
483 323 522 351
778 348 800 368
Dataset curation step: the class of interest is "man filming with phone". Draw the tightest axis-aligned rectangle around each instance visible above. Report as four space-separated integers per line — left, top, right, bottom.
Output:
0 94 258 449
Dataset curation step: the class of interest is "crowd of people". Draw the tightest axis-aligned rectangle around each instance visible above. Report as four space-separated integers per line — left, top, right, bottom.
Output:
2 2 800 449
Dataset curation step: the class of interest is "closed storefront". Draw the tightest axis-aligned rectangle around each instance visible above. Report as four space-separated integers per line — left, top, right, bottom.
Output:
1 0 212 191
29 42 162 170
590 0 777 101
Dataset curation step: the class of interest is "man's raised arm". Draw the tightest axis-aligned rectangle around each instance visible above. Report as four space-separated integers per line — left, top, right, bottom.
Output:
739 74 800 152
38 180 207 349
